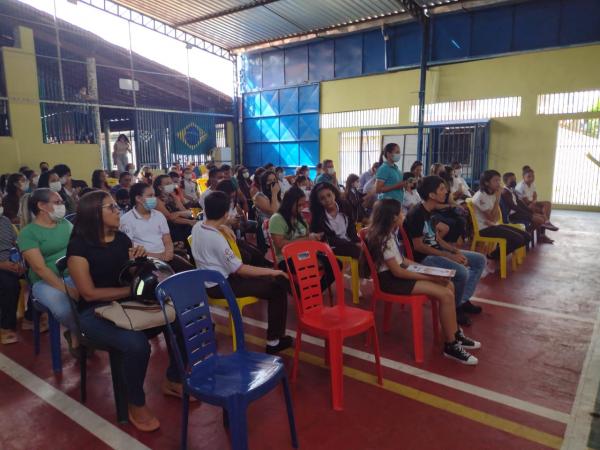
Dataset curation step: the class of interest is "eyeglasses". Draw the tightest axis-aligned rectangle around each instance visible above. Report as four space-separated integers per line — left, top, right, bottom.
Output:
102 203 120 213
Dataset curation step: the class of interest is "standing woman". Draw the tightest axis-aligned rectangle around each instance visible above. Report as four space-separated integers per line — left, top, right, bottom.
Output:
343 173 367 225
3 173 28 224
0 195 24 344
375 143 405 205
17 189 79 352
310 182 360 259
66 190 184 432
113 134 132 173
91 169 111 192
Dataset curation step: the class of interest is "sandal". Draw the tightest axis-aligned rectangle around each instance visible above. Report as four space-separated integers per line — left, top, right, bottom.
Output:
162 380 197 402
0 329 18 344
128 409 160 432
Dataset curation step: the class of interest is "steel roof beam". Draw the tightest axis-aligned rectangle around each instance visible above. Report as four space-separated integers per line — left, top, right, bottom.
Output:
79 0 233 60
174 0 282 27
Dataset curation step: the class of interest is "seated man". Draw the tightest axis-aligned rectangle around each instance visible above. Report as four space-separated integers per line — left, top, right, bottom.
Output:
191 191 293 354
501 172 553 244
404 176 487 326
198 167 225 210
515 166 558 233
314 159 338 186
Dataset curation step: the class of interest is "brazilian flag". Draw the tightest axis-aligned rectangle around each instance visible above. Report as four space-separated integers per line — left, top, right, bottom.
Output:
171 114 216 155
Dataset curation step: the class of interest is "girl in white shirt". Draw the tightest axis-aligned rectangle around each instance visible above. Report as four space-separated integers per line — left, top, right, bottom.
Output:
361 199 480 365
472 170 530 262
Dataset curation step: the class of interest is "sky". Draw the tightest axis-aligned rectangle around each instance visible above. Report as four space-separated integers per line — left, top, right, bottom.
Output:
17 0 235 96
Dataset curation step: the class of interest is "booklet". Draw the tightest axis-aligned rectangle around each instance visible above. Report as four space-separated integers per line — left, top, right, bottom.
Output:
406 264 456 278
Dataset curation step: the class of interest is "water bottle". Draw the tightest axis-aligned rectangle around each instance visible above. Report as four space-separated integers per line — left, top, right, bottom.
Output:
9 247 20 264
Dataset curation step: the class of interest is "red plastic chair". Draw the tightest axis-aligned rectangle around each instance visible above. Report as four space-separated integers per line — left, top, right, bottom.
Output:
359 227 440 363
282 241 383 411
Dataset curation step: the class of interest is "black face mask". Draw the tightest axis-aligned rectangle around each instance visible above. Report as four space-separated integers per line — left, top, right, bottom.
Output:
509 181 517 188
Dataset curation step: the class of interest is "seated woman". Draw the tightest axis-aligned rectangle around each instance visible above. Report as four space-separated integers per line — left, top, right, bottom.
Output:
191 191 292 354
120 183 194 273
18 188 79 353
91 169 111 193
181 166 199 208
67 190 185 432
253 170 281 224
309 182 360 259
343 174 367 225
268 187 336 291
362 199 480 365
0 195 24 344
431 169 467 244
249 167 266 198
472 170 530 270
153 174 196 246
37 169 63 193
4 173 28 224
401 172 421 216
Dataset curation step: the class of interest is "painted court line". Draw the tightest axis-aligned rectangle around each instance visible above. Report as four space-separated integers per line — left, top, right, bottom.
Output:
561 302 600 449
210 307 570 425
0 353 150 450
471 296 596 324
218 325 563 449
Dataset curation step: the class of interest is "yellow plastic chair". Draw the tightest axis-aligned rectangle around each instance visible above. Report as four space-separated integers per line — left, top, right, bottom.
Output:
336 255 360 304
466 200 518 279
196 178 208 193
187 235 259 351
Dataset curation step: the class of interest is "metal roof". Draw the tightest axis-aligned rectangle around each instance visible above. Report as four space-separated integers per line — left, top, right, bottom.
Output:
110 0 523 54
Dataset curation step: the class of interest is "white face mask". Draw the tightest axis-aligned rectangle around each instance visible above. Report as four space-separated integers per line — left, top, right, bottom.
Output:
184 174 193 181
243 171 250 179
163 184 176 194
49 181 62 192
455 170 462 178
326 167 335 175
60 176 69 185
32 175 40 185
128 169 136 175
49 204 66 221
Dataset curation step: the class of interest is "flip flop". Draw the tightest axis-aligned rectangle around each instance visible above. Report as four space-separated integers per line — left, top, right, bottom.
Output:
128 411 160 432
0 330 18 344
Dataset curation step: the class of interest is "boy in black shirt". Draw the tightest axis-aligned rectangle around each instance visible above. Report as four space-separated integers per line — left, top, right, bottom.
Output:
405 176 486 326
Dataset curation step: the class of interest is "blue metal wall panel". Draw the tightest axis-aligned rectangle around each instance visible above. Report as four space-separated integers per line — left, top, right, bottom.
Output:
243 92 261 118
279 88 299 115
262 49 285 88
298 114 319 141
280 142 300 167
432 13 472 61
471 7 513 56
335 34 363 78
559 0 600 45
363 29 385 73
299 142 319 166
261 117 280 141
389 21 421 67
309 40 334 82
242 53 262 92
299 84 319 113
245 143 262 167
285 45 309 86
244 118 262 143
280 115 299 141
260 90 279 117
262 143 281 166
513 0 561 51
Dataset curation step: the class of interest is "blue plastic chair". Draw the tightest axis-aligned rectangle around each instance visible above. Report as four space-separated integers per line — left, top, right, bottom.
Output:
32 300 62 373
156 269 299 450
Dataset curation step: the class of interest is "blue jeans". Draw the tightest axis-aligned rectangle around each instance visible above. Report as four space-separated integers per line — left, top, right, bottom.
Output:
421 250 486 307
79 307 181 406
32 278 78 331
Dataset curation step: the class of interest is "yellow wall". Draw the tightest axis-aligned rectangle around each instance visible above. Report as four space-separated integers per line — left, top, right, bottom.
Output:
320 44 600 201
0 27 104 182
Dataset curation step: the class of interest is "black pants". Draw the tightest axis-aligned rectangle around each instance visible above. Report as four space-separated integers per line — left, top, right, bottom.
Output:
167 254 195 273
480 225 530 259
331 240 361 259
432 208 467 243
277 253 338 293
207 273 289 341
0 269 20 330
237 240 272 268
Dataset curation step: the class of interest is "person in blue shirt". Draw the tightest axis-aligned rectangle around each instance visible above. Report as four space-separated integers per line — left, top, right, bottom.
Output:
314 159 338 186
375 143 405 203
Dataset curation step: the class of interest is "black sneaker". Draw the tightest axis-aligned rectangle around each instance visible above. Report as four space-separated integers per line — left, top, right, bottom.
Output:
455 329 481 349
461 300 482 315
266 335 294 354
456 310 472 326
443 341 478 365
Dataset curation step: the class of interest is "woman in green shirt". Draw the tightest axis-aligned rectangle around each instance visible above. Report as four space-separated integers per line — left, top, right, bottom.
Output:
18 189 79 352
268 186 336 291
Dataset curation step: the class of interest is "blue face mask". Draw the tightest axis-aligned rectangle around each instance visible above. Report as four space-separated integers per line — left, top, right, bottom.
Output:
391 153 401 163
144 197 157 210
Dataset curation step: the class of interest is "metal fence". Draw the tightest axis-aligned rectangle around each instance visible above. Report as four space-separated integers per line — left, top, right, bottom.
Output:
340 122 490 187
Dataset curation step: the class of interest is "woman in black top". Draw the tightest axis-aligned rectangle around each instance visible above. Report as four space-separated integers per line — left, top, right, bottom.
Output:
67 190 183 432
343 173 367 225
309 182 360 259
